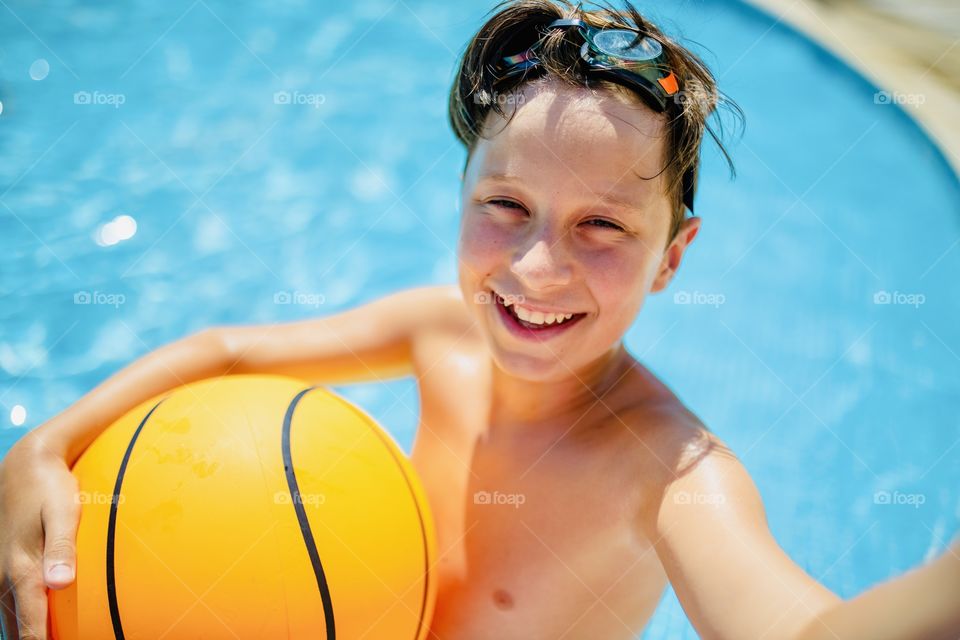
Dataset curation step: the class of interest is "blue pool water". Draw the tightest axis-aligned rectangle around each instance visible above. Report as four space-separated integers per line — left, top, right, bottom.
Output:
1 1 958 637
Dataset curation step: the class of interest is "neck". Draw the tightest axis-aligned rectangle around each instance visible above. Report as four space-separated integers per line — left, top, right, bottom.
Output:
487 342 633 433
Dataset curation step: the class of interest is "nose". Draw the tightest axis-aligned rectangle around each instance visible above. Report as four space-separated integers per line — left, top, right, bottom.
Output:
510 234 574 290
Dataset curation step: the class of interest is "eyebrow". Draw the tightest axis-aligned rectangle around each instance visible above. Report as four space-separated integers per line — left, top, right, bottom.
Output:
476 172 646 214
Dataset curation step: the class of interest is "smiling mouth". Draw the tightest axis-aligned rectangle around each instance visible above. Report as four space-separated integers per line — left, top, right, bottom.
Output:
491 290 587 334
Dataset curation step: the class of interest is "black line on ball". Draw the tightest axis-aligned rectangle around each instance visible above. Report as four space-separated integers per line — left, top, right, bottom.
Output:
107 398 166 640
283 387 336 639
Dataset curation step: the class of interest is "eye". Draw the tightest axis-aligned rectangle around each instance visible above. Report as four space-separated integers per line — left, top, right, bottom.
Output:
584 218 625 232
484 200 625 232
487 199 525 211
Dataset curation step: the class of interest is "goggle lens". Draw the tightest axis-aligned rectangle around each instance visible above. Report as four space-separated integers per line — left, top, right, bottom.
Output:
591 29 662 62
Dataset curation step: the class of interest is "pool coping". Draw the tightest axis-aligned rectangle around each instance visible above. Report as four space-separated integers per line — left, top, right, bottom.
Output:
734 0 960 182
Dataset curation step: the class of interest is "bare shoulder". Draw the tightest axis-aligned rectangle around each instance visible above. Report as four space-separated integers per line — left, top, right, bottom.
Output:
402 283 477 345
611 362 734 512
623 398 724 482
610 368 770 553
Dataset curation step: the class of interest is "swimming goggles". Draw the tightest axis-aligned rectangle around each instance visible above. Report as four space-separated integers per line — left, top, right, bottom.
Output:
495 18 695 213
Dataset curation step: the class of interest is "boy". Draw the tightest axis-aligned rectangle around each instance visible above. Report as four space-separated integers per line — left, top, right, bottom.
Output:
2 1 958 638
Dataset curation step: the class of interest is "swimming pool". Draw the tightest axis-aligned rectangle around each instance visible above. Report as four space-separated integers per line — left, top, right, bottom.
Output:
1 0 958 637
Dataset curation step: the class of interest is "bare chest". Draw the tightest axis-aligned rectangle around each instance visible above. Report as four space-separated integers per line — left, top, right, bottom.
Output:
408 335 667 639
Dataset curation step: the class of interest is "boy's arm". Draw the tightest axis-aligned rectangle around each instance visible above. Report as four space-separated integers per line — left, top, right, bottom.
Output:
1 327 233 640
31 328 229 465
795 539 960 640
218 284 446 386
33 285 443 464
635 410 959 640
0 285 444 639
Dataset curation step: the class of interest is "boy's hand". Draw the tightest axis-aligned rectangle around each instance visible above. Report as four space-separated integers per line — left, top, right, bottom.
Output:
0 435 82 640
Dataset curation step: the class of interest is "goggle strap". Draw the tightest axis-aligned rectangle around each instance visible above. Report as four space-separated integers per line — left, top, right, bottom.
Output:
546 18 583 29
501 50 536 66
658 71 679 96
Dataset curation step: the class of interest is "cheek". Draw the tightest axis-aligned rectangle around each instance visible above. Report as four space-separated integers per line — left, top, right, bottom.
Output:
584 250 653 322
583 246 647 291
457 213 507 274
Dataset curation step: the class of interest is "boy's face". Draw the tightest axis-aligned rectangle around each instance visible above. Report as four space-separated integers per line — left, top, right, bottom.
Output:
457 80 699 381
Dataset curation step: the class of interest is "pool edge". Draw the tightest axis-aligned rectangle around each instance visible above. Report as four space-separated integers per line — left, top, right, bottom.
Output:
732 0 960 184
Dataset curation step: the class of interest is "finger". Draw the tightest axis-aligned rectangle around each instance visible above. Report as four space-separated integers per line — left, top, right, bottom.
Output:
40 489 80 590
1 578 20 640
11 563 48 640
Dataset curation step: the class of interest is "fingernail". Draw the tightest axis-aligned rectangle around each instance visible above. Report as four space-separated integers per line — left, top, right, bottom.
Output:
48 564 73 581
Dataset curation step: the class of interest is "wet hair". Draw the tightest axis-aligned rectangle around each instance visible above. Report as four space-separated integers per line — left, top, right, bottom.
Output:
448 0 743 243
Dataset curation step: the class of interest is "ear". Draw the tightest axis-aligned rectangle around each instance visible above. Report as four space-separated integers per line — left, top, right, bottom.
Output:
650 216 701 293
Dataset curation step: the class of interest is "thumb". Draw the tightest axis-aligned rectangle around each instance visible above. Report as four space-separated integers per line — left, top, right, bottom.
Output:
40 491 81 589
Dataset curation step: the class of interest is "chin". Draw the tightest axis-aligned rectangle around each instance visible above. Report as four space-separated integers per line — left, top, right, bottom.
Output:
487 344 576 382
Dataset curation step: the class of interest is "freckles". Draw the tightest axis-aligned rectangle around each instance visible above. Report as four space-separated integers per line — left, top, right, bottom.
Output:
582 248 631 279
582 247 648 298
461 217 508 264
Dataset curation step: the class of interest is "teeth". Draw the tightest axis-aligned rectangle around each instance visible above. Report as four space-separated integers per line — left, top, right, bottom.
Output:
498 292 575 326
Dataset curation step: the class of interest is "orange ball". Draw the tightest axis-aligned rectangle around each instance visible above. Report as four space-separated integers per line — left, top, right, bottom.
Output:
49 374 437 639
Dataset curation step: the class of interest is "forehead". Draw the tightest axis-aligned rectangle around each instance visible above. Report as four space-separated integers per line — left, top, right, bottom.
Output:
468 80 669 201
